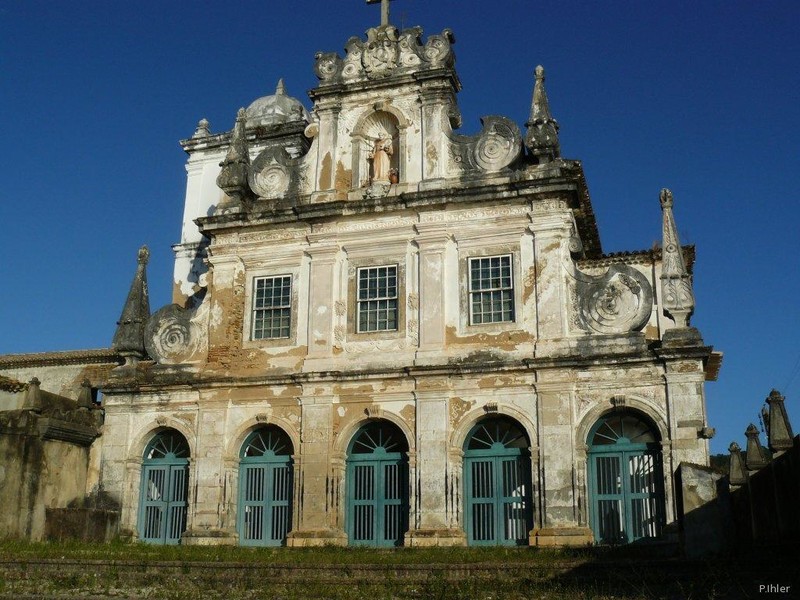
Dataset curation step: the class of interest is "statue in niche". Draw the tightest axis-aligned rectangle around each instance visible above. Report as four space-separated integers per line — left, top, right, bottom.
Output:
369 136 394 183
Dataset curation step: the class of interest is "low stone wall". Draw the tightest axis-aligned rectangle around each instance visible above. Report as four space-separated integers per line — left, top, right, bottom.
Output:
674 462 732 557
730 438 800 545
0 400 114 541
44 508 120 542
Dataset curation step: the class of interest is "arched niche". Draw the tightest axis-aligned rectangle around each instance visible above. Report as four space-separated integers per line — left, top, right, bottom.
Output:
351 109 406 188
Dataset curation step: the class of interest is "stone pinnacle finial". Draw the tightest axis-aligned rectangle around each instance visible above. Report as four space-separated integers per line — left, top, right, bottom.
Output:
24 377 43 412
728 441 747 487
112 245 151 369
765 389 794 453
192 118 211 138
659 188 695 328
78 379 94 409
525 65 560 164
216 108 253 207
276 78 286 95
744 423 769 471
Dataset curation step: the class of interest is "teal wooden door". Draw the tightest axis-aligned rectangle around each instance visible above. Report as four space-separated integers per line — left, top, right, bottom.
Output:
346 421 409 547
138 430 189 544
463 418 532 546
238 427 293 546
587 412 664 544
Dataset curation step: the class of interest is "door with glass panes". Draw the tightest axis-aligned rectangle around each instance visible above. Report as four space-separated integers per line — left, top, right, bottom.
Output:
587 412 665 544
463 417 533 546
346 421 409 547
138 430 190 544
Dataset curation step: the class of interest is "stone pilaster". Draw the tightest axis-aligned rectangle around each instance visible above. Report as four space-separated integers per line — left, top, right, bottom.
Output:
528 204 572 348
407 384 466 546
312 102 341 198
304 245 340 363
182 406 236 545
418 87 456 185
532 382 592 546
204 254 245 367
414 224 449 363
287 390 346 546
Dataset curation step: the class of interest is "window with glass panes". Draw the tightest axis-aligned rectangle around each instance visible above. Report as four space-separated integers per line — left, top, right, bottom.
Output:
357 265 398 332
469 255 514 324
252 275 292 339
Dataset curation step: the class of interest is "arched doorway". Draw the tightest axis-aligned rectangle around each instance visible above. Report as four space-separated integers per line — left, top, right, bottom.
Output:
463 416 533 546
587 411 665 544
346 420 409 547
138 429 190 544
237 426 294 546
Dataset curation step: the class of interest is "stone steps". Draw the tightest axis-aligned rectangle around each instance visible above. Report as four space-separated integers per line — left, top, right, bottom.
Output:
0 555 794 599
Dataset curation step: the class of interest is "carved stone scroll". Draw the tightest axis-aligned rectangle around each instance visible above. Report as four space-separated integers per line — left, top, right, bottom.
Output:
249 145 307 200
574 265 653 334
145 303 207 365
447 116 522 173
314 26 456 84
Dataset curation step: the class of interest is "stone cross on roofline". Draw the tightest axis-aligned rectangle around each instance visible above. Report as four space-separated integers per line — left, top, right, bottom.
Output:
366 0 393 27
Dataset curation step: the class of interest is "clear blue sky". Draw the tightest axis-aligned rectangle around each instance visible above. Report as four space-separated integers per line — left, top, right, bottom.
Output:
1 1 798 455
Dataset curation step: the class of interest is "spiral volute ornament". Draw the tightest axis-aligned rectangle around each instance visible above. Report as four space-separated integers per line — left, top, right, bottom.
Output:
470 116 522 172
577 265 653 334
145 304 199 364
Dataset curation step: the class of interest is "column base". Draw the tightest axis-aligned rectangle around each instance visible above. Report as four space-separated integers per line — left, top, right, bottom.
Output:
286 529 348 547
406 528 467 547
181 528 238 546
531 527 593 547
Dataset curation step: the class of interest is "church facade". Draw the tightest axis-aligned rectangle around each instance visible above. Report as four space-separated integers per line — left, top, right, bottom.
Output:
1 15 720 548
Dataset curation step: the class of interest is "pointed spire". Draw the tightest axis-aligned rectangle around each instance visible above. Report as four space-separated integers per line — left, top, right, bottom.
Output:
728 441 747 487
525 65 561 164
24 377 43 412
659 189 695 328
744 423 769 471
77 379 94 409
112 245 151 368
216 108 253 207
275 78 286 95
765 389 794 453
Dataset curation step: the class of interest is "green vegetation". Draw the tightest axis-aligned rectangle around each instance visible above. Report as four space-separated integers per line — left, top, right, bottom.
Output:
0 540 788 600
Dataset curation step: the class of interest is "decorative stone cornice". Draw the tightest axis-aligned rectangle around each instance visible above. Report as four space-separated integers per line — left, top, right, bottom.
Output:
37 416 100 446
578 246 696 273
0 348 120 369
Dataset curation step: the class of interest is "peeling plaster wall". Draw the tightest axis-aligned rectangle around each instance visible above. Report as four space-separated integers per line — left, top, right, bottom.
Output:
0 412 95 540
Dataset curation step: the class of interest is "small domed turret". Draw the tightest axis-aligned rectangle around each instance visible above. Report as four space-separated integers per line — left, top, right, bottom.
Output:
245 79 310 127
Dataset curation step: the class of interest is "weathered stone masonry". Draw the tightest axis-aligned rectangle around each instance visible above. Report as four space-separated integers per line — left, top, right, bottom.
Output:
0 13 720 547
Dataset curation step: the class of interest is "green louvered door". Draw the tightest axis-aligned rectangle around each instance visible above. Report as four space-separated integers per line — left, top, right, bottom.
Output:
588 412 665 544
463 418 532 546
346 421 409 547
238 427 293 546
138 430 190 545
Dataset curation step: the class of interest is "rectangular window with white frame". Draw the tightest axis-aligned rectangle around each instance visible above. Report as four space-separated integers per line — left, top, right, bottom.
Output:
469 255 515 324
252 275 292 339
357 265 398 332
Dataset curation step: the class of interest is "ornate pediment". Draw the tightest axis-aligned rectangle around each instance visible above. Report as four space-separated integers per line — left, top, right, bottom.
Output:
314 25 455 84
